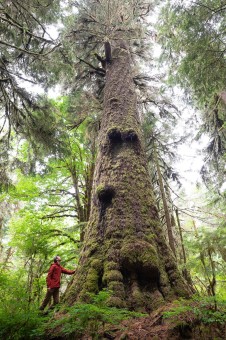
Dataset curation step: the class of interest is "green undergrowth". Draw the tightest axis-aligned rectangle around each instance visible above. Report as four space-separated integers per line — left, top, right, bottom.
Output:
0 307 45 340
0 285 147 340
163 295 226 327
0 270 45 340
39 290 147 339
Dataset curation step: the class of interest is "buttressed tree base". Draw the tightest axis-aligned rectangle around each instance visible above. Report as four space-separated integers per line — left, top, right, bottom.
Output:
64 40 192 312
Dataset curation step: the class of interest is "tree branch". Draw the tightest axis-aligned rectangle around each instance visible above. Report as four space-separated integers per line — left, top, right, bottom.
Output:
0 40 61 56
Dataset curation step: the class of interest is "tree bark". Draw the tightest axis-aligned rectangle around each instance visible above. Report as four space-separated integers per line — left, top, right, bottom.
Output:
64 41 191 311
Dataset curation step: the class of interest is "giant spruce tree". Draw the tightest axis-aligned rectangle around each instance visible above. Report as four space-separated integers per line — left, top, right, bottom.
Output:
63 0 191 311
0 0 192 312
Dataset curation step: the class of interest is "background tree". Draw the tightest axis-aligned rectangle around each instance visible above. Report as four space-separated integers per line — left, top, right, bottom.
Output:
143 102 187 258
0 0 61 137
158 0 226 188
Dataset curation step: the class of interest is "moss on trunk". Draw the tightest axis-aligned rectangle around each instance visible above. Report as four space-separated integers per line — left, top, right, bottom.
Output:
64 42 191 311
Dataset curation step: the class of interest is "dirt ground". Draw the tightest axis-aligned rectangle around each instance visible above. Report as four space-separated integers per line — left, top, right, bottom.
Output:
83 305 226 340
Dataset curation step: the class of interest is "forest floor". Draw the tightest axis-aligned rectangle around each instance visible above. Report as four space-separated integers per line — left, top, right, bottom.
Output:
80 304 226 340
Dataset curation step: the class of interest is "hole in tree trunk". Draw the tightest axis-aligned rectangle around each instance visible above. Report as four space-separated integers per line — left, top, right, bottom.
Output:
98 270 104 290
123 130 138 142
121 266 163 311
97 185 115 206
108 128 122 143
123 130 140 154
178 324 192 339
123 264 159 285
97 186 115 239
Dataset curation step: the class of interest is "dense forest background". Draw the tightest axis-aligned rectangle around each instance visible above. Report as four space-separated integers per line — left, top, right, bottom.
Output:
0 0 226 339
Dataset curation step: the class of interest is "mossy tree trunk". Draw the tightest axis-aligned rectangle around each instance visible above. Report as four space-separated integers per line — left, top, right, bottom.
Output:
64 42 191 311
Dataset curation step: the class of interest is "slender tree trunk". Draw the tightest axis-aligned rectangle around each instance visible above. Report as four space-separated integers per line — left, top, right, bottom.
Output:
1 247 14 272
175 208 187 265
64 41 191 311
71 167 84 222
207 245 216 297
154 145 176 256
175 208 194 288
84 148 95 222
69 150 95 242
0 217 3 257
192 219 199 237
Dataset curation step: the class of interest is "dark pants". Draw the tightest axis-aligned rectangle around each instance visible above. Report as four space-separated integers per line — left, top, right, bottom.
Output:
39 288 60 310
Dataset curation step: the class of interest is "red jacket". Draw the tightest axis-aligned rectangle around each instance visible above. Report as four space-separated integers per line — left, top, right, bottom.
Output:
46 262 75 289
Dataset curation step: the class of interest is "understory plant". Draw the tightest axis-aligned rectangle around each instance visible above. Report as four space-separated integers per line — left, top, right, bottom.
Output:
41 290 147 339
163 295 226 327
0 270 45 340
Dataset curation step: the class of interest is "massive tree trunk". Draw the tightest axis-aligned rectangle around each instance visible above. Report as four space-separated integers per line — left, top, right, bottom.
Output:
64 41 191 311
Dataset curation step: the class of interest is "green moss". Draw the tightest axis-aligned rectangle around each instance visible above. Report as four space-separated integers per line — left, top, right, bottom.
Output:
107 296 125 308
79 290 93 303
103 239 121 252
123 128 138 134
86 242 99 257
104 261 119 271
131 287 144 305
153 223 163 234
121 239 159 269
173 279 190 298
143 291 165 310
145 233 154 242
83 268 99 293
108 281 125 298
96 184 105 195
90 258 102 271
107 126 121 135
103 269 123 284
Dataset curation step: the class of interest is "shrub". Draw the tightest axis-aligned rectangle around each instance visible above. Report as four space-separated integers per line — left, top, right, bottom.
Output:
163 295 226 326
0 271 46 340
45 290 147 339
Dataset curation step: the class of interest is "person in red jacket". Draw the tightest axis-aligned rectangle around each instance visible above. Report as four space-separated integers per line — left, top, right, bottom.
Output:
39 255 75 311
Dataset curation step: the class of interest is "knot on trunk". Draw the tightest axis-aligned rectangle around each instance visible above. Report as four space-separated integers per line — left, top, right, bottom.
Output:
109 98 120 110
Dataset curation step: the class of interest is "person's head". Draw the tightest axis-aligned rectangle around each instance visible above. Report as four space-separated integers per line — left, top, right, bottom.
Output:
53 255 61 263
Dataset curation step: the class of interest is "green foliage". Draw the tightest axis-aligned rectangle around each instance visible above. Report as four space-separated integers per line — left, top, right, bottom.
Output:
9 210 53 257
0 289 146 339
158 0 226 104
163 295 226 326
43 290 147 339
0 93 96 339
183 221 226 297
158 0 226 185
0 270 45 340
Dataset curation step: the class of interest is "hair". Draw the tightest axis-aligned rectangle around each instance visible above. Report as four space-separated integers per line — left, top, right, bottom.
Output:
53 255 59 263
